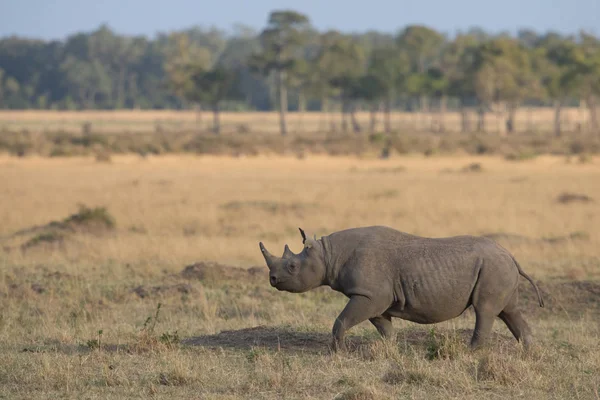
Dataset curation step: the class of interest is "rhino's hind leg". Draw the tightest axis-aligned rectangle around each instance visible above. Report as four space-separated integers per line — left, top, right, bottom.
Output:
470 309 497 349
369 313 394 339
498 293 534 349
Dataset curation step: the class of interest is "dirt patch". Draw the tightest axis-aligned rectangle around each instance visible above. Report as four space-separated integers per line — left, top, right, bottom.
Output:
179 261 267 283
461 162 483 172
556 192 594 204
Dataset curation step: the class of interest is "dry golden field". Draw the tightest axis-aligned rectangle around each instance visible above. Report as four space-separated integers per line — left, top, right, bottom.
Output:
0 153 599 399
0 108 593 134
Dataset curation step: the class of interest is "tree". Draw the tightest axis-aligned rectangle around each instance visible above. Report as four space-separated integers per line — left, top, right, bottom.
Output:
442 34 480 133
563 32 600 133
324 34 366 133
353 74 387 132
396 25 445 126
423 66 450 132
535 37 578 136
189 66 241 134
308 31 349 131
60 57 111 109
471 38 535 135
251 10 311 135
367 46 410 132
163 32 212 109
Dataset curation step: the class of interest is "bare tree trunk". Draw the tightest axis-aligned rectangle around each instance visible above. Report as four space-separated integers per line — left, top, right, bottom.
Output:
438 95 447 133
328 99 336 133
493 102 507 137
384 97 392 133
477 105 486 133
212 103 220 135
460 100 470 133
506 104 517 134
351 102 361 133
277 69 287 136
554 100 562 137
369 103 378 133
194 104 203 133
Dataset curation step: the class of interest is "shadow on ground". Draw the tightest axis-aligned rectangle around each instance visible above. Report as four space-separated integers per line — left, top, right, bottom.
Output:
181 325 518 355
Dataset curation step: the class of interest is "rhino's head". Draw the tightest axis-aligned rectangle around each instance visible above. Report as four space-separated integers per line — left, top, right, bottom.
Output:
259 228 326 293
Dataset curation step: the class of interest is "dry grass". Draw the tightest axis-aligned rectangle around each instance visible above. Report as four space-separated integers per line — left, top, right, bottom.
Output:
0 107 593 134
0 153 599 399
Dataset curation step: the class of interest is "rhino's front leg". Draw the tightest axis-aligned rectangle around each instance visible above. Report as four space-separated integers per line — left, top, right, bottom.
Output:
331 295 386 352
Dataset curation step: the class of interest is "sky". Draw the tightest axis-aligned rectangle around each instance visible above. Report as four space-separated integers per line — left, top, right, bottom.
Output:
0 0 598 40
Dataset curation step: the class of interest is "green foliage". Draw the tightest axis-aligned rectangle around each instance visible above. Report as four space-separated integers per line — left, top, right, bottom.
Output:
367 46 409 99
85 330 104 350
425 328 462 360
23 231 65 249
159 331 181 346
471 38 536 107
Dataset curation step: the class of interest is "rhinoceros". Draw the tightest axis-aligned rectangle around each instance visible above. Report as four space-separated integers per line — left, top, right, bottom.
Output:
258 225 544 351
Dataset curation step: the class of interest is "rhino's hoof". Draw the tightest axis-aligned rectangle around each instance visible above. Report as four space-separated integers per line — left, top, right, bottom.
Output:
329 338 347 353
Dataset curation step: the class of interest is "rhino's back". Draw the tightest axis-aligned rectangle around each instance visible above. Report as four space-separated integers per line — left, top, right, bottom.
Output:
328 225 422 247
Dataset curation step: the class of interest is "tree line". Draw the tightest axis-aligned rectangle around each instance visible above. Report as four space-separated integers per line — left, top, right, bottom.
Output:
0 10 599 136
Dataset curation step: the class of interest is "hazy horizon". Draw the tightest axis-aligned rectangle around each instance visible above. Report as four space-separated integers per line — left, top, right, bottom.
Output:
1 0 598 41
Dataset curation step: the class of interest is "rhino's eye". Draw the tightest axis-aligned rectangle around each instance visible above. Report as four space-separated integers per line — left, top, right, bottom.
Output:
288 263 298 271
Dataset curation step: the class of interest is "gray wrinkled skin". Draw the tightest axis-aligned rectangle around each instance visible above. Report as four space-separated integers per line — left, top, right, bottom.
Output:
259 225 544 352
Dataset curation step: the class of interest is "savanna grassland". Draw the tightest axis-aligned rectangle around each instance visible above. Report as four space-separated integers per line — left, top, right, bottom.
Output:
0 152 599 399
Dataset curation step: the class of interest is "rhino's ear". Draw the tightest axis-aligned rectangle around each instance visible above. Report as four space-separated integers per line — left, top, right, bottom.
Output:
298 228 307 244
304 237 318 250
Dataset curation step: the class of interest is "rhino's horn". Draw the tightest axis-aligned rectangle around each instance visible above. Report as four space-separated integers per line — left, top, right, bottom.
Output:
299 228 307 244
283 244 294 258
259 242 276 269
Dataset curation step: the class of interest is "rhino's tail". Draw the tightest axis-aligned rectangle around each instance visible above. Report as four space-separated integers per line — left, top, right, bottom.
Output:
512 256 544 308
